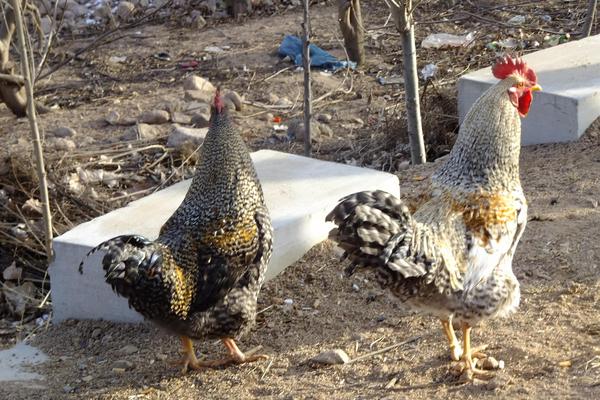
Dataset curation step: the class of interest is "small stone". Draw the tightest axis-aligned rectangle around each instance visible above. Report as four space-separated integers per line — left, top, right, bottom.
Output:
22 198 43 216
90 328 102 339
2 262 22 281
171 112 192 125
267 93 279 104
116 1 135 21
82 375 93 383
312 298 320 309
119 345 138 355
316 113 332 123
262 113 274 122
112 367 126 374
318 123 333 137
53 126 76 138
40 16 52 35
46 137 76 151
351 283 360 292
182 76 215 93
113 359 134 370
105 111 120 125
155 353 168 361
139 109 170 124
189 11 206 29
311 349 350 365
122 123 161 141
63 385 74 393
287 119 320 142
275 97 293 107
167 125 208 148
397 160 410 170
482 356 500 370
224 90 243 111
351 117 364 126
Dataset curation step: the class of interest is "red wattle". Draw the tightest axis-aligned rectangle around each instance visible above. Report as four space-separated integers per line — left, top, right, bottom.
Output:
517 89 533 117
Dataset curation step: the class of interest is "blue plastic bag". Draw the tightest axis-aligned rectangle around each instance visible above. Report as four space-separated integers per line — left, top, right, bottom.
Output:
278 35 356 72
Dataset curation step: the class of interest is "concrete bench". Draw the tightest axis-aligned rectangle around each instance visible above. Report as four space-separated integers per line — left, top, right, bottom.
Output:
458 34 600 145
49 150 400 323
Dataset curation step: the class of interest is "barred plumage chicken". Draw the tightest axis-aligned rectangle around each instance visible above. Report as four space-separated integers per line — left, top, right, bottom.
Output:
80 89 273 373
327 56 541 380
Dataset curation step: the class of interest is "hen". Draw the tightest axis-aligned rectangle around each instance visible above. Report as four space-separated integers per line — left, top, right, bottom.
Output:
80 89 273 373
327 56 541 380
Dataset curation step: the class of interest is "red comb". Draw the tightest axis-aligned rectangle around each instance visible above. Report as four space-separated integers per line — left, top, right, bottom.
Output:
492 56 537 84
214 87 224 114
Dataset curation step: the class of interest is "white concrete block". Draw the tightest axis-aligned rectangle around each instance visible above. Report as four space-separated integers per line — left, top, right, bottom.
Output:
458 34 600 145
49 150 400 323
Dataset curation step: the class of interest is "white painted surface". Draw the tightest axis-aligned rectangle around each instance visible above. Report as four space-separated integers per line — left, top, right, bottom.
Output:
49 150 400 323
458 34 600 145
0 342 47 383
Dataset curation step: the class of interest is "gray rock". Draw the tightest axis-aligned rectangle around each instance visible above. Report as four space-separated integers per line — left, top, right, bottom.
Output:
122 123 161 141
316 113 332 124
119 344 138 355
311 349 350 365
318 123 333 138
167 125 208 148
188 103 211 127
288 119 325 142
90 328 102 339
267 93 279 104
113 359 134 370
182 76 215 93
224 90 243 111
262 112 274 122
184 90 213 104
82 375 93 383
189 11 206 29
116 1 135 20
139 109 170 124
275 97 293 107
171 112 192 125
47 137 76 151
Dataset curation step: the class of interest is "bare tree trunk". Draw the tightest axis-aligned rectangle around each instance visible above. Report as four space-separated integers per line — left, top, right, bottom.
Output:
582 0 597 37
338 0 365 66
302 0 312 157
387 0 426 164
10 0 53 259
0 2 27 117
400 24 425 164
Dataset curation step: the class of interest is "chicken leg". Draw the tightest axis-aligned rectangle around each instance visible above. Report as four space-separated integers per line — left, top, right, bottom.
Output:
172 336 204 373
195 338 268 368
455 323 493 381
441 318 462 361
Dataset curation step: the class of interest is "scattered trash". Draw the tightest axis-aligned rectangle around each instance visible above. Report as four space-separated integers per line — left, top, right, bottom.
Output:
421 63 438 80
486 38 519 50
272 116 282 124
153 52 172 61
178 60 200 70
544 33 570 46
278 35 356 72
273 124 287 132
541 15 552 22
377 75 404 85
108 55 127 64
421 32 475 49
507 15 526 25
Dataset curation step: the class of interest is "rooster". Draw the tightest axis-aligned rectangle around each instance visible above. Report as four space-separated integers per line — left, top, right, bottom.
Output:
327 56 541 380
80 89 273 373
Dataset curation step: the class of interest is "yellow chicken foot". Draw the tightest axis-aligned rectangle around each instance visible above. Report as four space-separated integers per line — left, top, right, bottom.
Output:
196 338 268 368
452 323 494 381
170 336 204 374
441 318 462 361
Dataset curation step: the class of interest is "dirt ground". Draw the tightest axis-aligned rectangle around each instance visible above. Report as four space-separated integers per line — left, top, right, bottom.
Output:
1 1 600 399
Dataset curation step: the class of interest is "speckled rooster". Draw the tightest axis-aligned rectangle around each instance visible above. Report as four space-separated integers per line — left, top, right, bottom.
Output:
327 56 541 380
80 89 273 373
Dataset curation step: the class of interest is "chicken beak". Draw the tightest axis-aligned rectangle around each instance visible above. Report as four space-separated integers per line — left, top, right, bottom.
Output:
530 84 542 92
